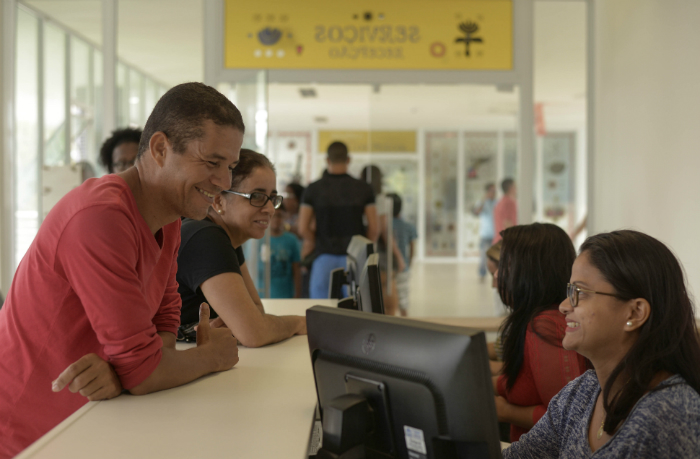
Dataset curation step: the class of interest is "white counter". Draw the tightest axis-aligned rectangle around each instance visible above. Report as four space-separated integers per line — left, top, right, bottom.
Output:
18 299 511 458
18 299 334 459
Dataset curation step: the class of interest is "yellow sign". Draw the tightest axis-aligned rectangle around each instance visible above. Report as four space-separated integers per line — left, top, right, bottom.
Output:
224 0 512 70
318 131 416 153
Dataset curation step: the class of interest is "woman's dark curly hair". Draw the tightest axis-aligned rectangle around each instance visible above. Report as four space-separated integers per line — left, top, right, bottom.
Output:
99 128 142 173
230 149 276 190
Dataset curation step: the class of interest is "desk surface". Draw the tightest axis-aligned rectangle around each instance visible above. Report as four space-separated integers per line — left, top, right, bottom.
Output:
18 299 334 459
20 299 513 458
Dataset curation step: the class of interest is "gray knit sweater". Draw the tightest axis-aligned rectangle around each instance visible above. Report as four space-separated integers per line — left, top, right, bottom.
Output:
503 370 700 458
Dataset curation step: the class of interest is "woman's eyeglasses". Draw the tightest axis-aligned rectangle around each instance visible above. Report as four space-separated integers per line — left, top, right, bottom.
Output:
566 283 622 307
223 190 283 209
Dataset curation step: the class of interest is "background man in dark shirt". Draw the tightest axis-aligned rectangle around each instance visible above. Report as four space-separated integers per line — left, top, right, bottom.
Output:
298 141 378 299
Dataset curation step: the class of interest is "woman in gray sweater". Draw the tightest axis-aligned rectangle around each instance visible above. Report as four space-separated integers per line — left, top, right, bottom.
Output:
504 230 700 458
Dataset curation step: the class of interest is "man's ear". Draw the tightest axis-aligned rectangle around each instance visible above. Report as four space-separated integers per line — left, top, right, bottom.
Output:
148 132 169 168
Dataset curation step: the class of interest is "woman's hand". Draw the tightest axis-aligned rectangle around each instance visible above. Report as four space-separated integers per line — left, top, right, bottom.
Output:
494 395 537 430
209 317 226 329
494 395 511 423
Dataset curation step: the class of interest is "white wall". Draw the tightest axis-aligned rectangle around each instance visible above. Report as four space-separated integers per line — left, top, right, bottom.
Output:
593 0 700 305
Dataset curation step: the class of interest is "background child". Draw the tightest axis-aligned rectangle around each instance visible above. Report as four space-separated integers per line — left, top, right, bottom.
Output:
387 193 417 317
258 203 302 298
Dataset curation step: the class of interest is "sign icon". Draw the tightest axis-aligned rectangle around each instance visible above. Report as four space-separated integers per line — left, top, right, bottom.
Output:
455 21 483 56
257 27 282 46
430 42 446 58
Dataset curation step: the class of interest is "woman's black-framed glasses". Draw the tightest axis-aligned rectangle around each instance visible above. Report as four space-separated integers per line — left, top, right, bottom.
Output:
223 190 283 209
566 283 622 308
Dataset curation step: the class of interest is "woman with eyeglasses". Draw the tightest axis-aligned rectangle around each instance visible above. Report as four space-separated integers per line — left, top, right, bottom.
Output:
176 149 306 348
493 223 589 443
504 230 700 458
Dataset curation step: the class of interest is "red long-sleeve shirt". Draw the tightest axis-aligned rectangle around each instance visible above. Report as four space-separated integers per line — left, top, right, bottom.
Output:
497 309 588 442
0 175 181 458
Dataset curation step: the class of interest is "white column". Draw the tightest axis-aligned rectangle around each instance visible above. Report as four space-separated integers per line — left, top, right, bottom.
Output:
102 0 117 135
203 0 223 87
1 0 17 293
586 0 596 234
516 0 535 225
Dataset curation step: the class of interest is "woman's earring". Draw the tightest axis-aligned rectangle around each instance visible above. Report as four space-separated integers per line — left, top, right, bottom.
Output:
626 321 633 327
217 209 222 214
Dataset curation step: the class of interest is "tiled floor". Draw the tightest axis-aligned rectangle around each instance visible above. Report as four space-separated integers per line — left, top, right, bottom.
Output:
404 261 504 318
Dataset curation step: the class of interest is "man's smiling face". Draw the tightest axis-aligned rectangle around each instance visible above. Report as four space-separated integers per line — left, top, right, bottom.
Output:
161 119 243 220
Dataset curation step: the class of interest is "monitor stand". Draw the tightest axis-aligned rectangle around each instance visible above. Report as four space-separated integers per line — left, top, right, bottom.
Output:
337 297 356 310
316 394 370 459
316 375 395 459
432 437 491 458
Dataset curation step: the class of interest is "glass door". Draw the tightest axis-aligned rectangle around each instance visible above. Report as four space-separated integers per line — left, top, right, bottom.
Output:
217 71 272 297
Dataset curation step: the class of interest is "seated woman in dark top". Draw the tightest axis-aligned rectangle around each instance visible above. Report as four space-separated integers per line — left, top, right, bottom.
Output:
504 230 700 458
177 149 306 348
494 223 589 442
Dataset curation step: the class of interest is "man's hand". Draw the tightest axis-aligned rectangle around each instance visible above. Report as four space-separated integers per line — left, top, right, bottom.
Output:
196 303 239 371
52 354 122 401
397 255 406 273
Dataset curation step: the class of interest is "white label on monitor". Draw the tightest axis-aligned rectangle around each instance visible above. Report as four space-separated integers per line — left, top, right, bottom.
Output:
404 425 427 455
308 420 323 455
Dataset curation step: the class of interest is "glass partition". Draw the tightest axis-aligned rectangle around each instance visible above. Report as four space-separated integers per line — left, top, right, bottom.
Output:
128 68 144 126
69 37 93 165
12 3 172 268
218 72 272 297
92 50 104 172
425 132 459 258
116 62 127 127
15 8 40 265
43 23 67 167
461 132 498 258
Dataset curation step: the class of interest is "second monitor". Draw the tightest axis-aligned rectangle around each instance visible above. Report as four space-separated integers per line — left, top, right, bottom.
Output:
356 253 384 314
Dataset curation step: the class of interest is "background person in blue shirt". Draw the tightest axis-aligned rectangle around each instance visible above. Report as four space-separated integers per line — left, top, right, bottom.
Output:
472 182 497 281
258 203 302 298
386 193 417 317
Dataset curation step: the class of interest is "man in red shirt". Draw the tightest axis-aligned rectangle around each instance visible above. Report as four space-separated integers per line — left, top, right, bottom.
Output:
0 83 242 458
492 178 518 243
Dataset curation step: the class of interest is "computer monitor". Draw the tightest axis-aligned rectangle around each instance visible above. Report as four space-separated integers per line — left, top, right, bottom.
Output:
346 235 374 298
307 306 502 459
329 235 374 305
356 253 384 314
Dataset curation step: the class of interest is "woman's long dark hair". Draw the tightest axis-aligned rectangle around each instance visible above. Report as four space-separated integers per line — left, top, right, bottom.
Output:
581 230 700 434
498 223 577 390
